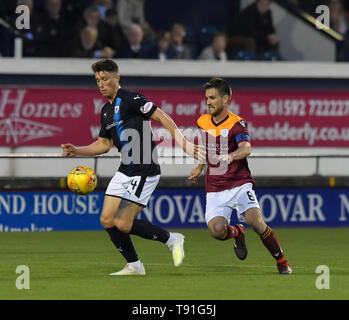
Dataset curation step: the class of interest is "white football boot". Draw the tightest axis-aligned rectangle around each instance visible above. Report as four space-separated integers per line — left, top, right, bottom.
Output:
167 233 185 267
110 261 146 276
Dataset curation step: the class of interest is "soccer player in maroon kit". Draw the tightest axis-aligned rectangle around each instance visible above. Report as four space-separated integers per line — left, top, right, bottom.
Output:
189 77 292 274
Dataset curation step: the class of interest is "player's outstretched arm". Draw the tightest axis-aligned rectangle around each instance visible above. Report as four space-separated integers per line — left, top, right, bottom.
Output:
151 108 205 161
61 137 113 157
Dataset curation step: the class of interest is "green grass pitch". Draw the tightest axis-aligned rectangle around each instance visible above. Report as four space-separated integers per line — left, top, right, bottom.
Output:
0 228 348 300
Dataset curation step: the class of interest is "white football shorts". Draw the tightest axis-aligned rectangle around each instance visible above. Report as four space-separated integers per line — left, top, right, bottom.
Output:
105 171 160 207
205 183 260 224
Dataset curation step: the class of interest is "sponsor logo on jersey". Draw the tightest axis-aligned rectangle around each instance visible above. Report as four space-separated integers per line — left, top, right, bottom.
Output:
140 102 153 114
220 128 229 137
106 120 123 130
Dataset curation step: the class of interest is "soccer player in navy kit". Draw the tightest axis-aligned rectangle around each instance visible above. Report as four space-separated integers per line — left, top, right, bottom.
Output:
61 59 202 275
189 78 292 274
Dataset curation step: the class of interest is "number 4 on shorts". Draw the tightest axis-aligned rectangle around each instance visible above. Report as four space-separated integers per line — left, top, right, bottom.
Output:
126 178 140 195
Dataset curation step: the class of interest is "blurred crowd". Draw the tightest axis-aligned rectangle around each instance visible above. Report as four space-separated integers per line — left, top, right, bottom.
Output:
0 0 281 61
0 0 349 61
291 0 349 60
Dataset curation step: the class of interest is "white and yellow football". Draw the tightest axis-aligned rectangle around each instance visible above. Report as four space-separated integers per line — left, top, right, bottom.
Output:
67 166 97 195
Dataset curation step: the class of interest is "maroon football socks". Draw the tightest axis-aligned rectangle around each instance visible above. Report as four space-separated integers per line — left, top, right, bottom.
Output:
260 226 286 263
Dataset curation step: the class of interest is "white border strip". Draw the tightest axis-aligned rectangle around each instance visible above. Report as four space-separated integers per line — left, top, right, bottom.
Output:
1 57 349 79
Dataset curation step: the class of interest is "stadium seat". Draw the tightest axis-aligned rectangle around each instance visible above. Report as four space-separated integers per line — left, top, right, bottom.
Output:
259 50 282 61
231 50 257 61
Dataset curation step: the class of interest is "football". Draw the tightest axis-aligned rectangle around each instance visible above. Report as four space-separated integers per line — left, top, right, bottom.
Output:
67 166 97 195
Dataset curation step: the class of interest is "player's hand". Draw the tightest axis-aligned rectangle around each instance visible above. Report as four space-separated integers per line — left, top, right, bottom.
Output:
188 167 203 184
213 153 234 164
61 143 77 157
183 141 206 162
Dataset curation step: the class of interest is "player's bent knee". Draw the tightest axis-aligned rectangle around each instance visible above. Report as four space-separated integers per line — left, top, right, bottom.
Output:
114 217 132 233
100 214 114 228
208 222 226 240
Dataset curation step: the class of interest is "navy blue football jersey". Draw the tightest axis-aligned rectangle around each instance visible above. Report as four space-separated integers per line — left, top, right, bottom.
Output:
99 88 161 177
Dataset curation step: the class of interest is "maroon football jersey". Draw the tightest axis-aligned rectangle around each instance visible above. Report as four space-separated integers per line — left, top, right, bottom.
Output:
197 112 255 192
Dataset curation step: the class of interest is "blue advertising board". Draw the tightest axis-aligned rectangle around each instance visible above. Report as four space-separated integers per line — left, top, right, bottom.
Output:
0 188 349 231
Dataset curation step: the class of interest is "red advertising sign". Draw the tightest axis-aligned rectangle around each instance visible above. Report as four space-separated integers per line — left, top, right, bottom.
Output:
1 88 349 147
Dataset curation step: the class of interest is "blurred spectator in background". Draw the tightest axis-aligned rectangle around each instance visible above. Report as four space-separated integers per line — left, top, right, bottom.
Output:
168 23 192 59
38 0 70 57
68 25 115 58
104 8 126 57
329 0 348 35
331 0 349 61
15 0 46 57
119 23 153 58
61 0 87 23
198 32 228 61
94 0 114 19
117 0 155 42
229 0 279 57
69 25 99 58
149 31 173 60
73 5 119 56
0 0 13 56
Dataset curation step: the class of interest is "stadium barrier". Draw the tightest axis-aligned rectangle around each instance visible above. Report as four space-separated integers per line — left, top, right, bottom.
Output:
1 58 349 79
1 152 349 176
0 153 349 231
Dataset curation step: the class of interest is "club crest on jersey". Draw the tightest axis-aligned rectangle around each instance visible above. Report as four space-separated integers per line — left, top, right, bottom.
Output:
140 102 153 114
114 105 120 113
239 120 246 127
220 128 229 137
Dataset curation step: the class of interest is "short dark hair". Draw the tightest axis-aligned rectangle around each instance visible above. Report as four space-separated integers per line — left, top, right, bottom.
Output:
91 59 119 73
203 77 232 98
